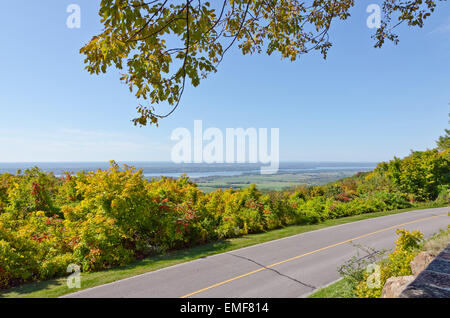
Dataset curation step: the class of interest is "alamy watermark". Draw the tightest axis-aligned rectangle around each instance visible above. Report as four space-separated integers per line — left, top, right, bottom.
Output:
171 120 279 174
66 4 81 29
365 263 381 289
66 263 81 289
366 4 381 29
338 243 386 290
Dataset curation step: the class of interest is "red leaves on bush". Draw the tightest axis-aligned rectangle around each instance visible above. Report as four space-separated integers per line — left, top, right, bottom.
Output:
336 192 352 202
245 199 264 210
31 183 41 196
31 233 48 243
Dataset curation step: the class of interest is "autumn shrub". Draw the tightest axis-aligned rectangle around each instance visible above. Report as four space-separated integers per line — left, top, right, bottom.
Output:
354 229 423 298
436 185 450 204
308 185 325 198
61 164 210 268
57 172 83 204
294 196 328 224
4 167 61 219
376 149 449 201
289 186 309 201
0 224 41 288
0 173 14 214
0 210 75 287
324 183 343 199
265 191 296 228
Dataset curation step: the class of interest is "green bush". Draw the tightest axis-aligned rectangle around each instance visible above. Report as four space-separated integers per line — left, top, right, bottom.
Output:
375 149 449 201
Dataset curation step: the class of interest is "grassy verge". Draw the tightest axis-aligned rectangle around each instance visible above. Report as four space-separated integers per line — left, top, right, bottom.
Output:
308 227 450 298
1 203 447 298
308 277 352 298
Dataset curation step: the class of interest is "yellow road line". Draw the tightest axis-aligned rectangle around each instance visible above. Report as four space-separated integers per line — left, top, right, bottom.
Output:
181 213 448 298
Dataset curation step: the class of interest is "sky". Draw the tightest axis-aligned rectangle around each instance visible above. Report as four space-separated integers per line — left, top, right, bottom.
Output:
0 1 449 163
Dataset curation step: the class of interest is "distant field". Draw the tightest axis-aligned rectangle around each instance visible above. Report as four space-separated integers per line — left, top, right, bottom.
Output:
194 170 363 192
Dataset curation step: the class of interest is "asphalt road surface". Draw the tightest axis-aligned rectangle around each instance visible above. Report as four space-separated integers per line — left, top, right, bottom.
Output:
64 207 449 298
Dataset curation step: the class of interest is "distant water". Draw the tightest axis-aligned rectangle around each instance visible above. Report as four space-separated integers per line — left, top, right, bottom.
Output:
0 162 377 179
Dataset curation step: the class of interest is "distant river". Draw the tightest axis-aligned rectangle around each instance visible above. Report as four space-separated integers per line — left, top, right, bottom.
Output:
0 162 377 179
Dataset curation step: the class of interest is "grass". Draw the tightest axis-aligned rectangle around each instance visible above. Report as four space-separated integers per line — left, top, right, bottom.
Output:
308 277 355 298
422 228 450 256
1 203 447 298
308 227 450 298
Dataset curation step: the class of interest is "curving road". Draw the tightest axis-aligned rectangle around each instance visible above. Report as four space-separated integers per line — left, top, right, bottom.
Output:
64 207 449 298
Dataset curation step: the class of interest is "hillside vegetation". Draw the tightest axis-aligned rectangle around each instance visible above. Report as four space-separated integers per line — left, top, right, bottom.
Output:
0 147 448 289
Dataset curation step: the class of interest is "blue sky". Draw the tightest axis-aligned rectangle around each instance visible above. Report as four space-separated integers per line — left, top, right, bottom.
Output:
0 1 449 163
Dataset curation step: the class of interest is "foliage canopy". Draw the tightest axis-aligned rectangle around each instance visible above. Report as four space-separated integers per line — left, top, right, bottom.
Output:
81 0 444 125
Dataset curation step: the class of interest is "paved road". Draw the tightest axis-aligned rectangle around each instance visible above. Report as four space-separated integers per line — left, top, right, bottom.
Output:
64 207 449 298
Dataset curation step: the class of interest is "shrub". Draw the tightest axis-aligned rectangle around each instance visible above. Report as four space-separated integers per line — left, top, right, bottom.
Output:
354 229 423 298
376 149 450 201
295 196 327 224
436 185 450 204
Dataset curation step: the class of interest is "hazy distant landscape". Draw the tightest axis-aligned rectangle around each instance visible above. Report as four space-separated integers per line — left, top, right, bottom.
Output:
193 170 370 192
0 161 377 192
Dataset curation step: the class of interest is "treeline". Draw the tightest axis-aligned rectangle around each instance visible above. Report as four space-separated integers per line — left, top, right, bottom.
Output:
0 146 448 289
